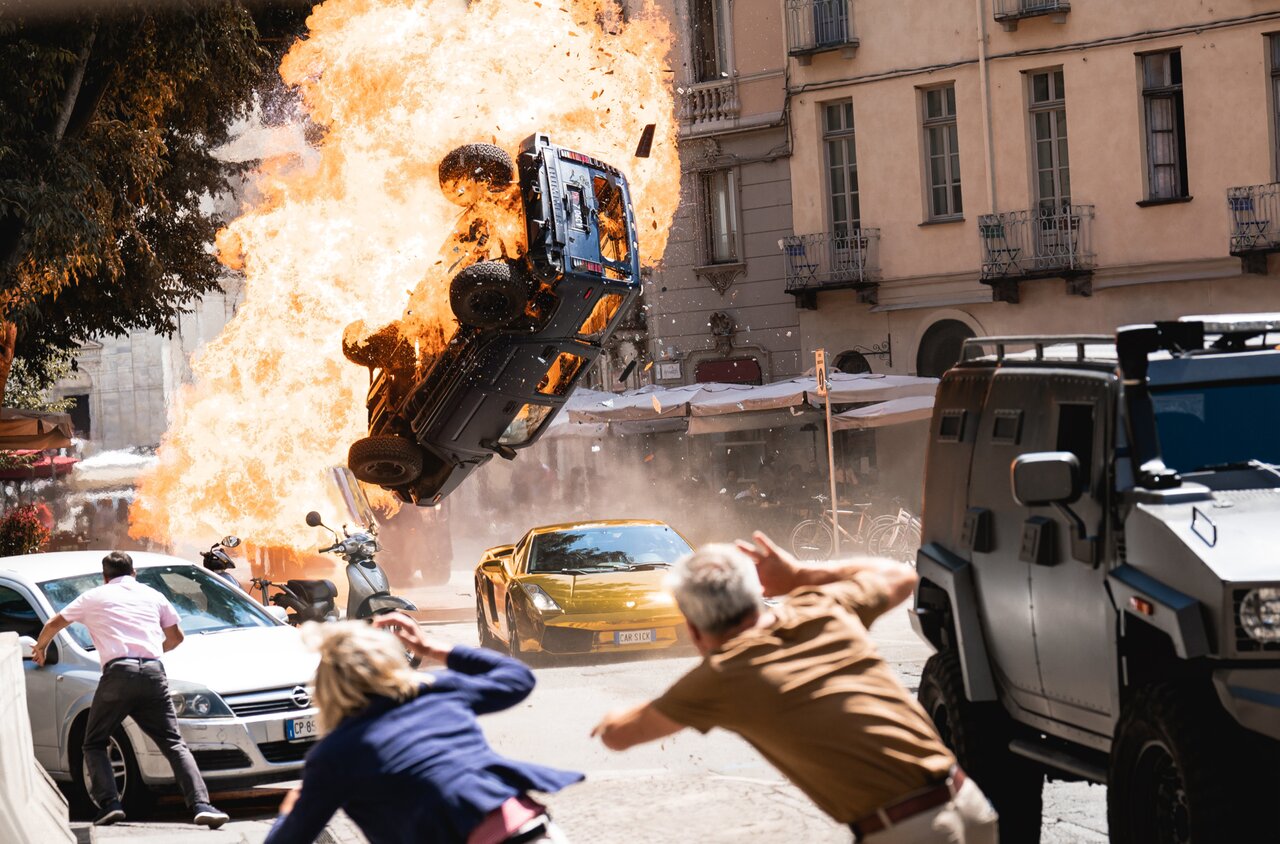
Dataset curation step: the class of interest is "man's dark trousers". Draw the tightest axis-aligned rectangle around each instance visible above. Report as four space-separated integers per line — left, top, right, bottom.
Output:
83 659 209 809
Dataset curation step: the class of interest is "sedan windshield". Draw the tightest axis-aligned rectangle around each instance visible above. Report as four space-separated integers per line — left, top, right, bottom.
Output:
1152 381 1280 473
40 565 277 651
528 525 691 574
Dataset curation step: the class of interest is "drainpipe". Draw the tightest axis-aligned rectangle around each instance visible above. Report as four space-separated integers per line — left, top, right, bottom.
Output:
975 0 997 214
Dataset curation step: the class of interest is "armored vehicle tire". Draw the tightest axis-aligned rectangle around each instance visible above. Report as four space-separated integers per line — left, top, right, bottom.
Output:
439 143 514 204
919 651 1043 844
450 261 529 329
349 436 425 487
1108 683 1276 844
342 320 415 371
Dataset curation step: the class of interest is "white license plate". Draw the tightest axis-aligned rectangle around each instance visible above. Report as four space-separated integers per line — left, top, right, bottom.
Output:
285 716 318 742
614 629 655 645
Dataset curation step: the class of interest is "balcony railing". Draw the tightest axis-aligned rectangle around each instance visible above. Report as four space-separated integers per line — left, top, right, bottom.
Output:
993 0 1069 30
978 205 1094 300
780 229 880 307
677 79 739 132
786 0 858 63
1227 183 1280 272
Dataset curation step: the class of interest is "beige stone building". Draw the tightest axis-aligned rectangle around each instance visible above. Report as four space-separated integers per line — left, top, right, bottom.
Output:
782 0 1280 376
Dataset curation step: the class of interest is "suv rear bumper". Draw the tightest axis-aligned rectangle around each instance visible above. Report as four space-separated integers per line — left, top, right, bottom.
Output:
1213 668 1280 740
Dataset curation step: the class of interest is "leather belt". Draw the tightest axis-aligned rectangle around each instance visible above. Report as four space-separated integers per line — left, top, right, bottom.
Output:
849 767 966 840
103 656 161 670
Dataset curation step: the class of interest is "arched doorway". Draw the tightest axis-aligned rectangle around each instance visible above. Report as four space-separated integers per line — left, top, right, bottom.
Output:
916 319 976 377
833 350 872 374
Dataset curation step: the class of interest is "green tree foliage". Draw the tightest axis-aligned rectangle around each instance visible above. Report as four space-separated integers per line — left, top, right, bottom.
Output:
5 350 74 413
0 2 304 386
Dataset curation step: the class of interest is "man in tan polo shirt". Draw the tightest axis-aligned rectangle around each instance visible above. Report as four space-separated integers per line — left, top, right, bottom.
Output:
592 532 997 843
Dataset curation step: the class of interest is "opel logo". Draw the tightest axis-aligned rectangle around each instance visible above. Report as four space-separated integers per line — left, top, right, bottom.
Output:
291 686 312 708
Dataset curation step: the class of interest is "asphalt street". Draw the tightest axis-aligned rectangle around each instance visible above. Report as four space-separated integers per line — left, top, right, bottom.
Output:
74 608 1108 843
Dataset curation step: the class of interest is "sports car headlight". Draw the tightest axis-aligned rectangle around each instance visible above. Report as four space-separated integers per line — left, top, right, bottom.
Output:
523 584 562 613
1239 587 1280 643
168 681 233 719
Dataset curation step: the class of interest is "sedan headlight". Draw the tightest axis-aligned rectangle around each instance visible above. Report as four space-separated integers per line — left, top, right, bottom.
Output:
1240 587 1280 643
168 681 233 719
523 583 562 613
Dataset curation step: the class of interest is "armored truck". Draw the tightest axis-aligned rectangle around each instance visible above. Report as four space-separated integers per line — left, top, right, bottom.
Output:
912 314 1280 843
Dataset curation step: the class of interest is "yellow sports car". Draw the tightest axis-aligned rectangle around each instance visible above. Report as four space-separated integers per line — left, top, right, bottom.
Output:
474 520 692 657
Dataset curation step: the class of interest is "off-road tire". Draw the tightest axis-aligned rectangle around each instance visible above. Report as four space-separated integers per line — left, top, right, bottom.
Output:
348 436 425 487
919 650 1043 844
341 320 415 371
449 260 529 329
68 726 151 818
439 143 514 204
1108 682 1277 844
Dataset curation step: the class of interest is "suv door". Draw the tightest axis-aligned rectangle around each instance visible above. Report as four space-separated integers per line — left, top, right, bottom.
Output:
1026 374 1117 736
0 581 62 766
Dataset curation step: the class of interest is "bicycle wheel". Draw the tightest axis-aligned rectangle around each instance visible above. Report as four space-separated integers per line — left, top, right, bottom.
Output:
869 521 920 564
790 519 834 561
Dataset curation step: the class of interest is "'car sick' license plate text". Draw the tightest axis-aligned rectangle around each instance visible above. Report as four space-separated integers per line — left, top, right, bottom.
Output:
614 629 655 645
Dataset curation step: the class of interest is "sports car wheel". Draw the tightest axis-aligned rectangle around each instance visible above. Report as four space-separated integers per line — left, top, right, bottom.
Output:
475 591 499 650
505 598 522 658
348 436 425 487
449 261 530 329
439 143 514 204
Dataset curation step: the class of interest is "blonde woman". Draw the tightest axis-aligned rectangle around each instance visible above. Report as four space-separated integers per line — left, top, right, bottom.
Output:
263 614 580 844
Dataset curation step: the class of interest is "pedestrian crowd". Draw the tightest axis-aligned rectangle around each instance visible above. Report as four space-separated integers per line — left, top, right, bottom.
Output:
32 532 998 843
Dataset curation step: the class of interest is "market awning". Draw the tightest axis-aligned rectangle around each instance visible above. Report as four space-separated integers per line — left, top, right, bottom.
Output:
567 384 704 423
687 406 823 436
0 408 74 450
806 373 938 406
830 395 935 431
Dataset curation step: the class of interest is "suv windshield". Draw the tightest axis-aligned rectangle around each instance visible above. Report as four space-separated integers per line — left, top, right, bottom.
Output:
40 565 277 651
528 525 691 573
1152 380 1280 472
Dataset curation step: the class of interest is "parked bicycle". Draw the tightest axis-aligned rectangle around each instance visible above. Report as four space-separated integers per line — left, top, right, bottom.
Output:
789 495 901 561
866 507 922 565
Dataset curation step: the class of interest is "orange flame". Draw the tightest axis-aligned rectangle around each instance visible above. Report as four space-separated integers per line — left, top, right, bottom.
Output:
130 0 679 550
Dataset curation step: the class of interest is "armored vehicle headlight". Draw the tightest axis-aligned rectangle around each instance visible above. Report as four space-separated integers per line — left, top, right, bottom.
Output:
1239 587 1280 643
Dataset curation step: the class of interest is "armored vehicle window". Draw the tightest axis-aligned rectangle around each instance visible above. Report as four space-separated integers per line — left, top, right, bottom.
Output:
1055 403 1095 486
578 293 624 339
593 175 629 264
937 409 966 442
537 352 586 397
1152 381 1280 472
499 403 554 446
992 410 1022 445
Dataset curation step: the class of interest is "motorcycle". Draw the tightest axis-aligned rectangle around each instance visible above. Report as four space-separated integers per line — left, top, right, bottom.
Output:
200 535 246 590
304 510 418 619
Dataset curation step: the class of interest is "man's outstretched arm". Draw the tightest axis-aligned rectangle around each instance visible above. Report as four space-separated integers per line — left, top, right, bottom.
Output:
737 531 918 609
31 613 71 667
592 701 684 751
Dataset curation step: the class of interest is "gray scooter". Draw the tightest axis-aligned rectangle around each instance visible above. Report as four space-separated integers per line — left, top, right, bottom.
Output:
304 511 418 619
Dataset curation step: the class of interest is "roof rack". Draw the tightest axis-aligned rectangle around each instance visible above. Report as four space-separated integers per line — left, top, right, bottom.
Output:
1178 313 1280 334
963 335 1115 363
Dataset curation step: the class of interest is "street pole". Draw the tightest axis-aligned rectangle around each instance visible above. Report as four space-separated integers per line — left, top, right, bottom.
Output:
815 349 839 556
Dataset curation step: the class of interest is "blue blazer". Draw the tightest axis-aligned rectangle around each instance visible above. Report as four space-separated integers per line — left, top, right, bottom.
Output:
264 646 584 844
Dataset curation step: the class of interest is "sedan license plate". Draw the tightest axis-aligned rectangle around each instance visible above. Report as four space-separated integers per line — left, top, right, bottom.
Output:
614 629 655 645
285 716 318 743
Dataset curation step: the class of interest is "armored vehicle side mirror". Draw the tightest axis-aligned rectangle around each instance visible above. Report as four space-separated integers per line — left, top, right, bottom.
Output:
1012 452 1082 507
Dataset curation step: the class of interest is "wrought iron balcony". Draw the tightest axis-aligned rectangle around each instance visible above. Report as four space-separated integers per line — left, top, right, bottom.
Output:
1227 183 1280 273
977 205 1095 302
993 0 1069 31
785 0 859 65
677 79 739 134
780 229 880 308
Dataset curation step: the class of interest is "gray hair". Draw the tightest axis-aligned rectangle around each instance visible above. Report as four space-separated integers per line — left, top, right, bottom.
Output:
666 543 765 635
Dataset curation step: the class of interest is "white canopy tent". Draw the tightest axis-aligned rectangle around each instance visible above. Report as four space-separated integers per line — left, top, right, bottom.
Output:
830 395 935 431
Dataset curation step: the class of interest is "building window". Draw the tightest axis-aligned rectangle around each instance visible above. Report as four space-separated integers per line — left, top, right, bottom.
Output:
700 169 739 264
690 0 728 83
824 101 860 239
1271 35 1280 180
1141 50 1188 201
923 85 962 219
1029 69 1070 212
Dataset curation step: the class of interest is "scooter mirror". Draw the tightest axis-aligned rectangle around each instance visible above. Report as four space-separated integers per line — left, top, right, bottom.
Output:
305 511 324 528
222 535 241 548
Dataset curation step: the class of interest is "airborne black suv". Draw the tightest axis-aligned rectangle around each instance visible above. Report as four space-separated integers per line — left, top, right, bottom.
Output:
343 133 641 505
912 316 1280 843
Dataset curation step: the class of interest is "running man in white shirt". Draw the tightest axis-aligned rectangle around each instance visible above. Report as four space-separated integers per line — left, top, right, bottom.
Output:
31 551 229 828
